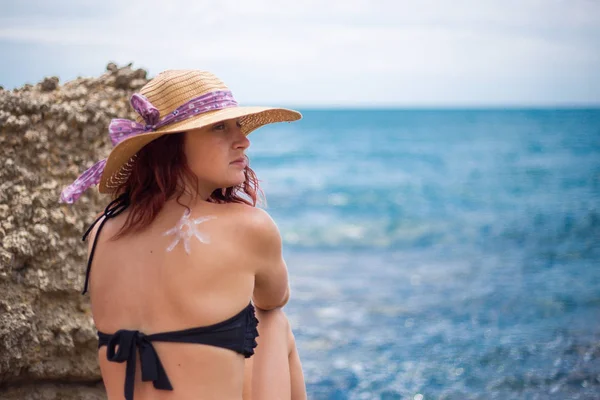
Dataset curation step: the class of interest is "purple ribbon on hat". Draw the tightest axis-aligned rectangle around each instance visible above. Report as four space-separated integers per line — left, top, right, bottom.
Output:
59 90 238 204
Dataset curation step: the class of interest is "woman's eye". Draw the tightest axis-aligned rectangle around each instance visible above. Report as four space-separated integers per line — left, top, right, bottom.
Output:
236 120 242 128
214 123 225 131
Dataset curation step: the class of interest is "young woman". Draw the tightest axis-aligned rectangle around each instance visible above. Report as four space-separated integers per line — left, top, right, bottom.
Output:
60 69 307 399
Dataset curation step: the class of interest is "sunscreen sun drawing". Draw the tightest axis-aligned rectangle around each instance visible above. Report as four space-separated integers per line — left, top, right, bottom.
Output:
163 208 216 254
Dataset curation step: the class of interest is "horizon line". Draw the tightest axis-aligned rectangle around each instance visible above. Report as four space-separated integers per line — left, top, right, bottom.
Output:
2 78 599 111
276 104 600 110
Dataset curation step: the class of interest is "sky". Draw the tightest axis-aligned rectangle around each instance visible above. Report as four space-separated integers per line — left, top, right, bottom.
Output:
1 0 599 107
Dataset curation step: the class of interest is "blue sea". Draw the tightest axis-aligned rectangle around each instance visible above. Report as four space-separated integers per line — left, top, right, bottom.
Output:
246 109 600 400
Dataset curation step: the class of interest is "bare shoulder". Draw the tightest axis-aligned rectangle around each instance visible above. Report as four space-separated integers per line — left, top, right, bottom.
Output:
221 203 282 249
84 208 131 255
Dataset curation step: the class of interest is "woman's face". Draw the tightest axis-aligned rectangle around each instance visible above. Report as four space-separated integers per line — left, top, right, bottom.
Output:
183 117 251 192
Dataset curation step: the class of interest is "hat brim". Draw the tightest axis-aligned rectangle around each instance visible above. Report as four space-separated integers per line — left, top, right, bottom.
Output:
98 106 301 194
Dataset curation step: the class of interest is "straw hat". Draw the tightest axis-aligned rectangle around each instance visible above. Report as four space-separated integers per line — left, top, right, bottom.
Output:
58 69 302 204
101 69 301 193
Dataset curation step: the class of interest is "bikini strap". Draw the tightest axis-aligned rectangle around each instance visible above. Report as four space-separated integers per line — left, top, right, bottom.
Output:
81 193 130 295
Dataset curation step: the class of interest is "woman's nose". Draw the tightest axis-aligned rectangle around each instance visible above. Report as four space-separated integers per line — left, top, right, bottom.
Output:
234 129 250 149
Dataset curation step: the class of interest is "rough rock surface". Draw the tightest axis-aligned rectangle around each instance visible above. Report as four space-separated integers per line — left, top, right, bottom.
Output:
0 63 149 398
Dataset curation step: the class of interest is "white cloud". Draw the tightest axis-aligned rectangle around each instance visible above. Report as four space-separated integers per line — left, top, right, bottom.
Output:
1 0 599 105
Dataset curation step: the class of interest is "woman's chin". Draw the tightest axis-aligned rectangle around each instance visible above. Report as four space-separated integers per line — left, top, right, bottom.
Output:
224 174 246 188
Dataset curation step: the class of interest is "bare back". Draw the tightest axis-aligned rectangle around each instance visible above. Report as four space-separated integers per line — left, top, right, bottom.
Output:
87 199 279 400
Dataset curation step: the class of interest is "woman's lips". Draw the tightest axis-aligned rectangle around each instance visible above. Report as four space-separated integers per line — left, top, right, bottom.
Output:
231 158 247 167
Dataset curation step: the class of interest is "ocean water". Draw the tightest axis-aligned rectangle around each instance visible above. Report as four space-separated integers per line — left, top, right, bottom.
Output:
246 109 600 400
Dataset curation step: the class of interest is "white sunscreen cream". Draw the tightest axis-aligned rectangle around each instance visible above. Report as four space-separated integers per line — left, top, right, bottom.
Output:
163 208 216 254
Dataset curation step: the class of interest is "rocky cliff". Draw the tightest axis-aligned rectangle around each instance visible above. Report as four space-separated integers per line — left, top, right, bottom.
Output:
0 63 149 399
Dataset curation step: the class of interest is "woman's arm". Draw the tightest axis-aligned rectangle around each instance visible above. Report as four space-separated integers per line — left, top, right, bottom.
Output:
249 208 291 310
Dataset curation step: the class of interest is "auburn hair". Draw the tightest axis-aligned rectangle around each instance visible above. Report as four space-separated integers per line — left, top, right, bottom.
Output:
106 131 263 241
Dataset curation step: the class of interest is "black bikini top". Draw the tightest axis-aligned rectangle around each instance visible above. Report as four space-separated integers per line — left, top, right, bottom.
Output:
81 193 259 400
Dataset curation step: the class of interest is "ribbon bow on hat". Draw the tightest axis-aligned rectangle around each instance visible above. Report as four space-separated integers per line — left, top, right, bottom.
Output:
59 90 238 204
